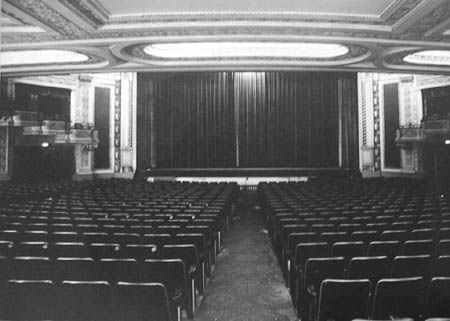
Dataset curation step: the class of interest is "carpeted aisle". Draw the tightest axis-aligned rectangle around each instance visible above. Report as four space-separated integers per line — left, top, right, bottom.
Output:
194 191 298 321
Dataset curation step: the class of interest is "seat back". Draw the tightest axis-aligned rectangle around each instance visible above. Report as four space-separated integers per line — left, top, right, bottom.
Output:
114 282 173 321
99 258 139 283
348 256 390 286
141 259 187 300
294 242 329 270
12 256 51 280
0 241 13 258
411 229 436 240
5 280 56 321
426 277 450 318
392 255 431 278
89 243 120 260
121 244 159 261
403 240 434 256
14 241 48 257
61 280 112 321
304 257 346 295
318 278 371 321
331 242 366 263
50 242 89 258
112 233 141 245
288 232 317 251
436 240 450 257
372 277 424 320
351 231 380 244
161 244 198 274
142 234 172 248
381 230 408 242
319 232 348 245
57 257 97 281
433 255 450 277
368 241 401 259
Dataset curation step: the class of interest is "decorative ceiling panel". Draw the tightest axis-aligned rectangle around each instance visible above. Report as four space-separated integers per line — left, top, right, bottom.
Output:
2 0 450 74
98 0 395 16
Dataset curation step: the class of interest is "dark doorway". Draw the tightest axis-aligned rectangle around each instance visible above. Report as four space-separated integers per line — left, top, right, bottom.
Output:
94 87 111 170
383 83 401 168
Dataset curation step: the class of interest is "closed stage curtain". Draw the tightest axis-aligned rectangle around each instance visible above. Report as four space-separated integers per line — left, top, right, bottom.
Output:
137 71 358 169
137 73 235 168
236 72 341 167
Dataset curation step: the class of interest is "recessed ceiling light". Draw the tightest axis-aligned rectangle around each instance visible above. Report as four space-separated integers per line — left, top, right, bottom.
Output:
1 49 89 66
403 50 450 66
143 42 349 59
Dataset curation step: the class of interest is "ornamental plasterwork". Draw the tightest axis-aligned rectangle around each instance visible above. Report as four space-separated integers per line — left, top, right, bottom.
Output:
1 0 448 44
3 0 450 73
382 0 423 25
400 2 450 40
120 43 369 64
4 0 89 37
57 0 107 27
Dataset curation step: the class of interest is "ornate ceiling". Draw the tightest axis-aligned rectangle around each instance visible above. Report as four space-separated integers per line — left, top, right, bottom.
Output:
2 0 450 75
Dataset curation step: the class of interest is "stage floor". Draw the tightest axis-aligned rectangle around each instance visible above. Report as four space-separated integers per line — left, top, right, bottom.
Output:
146 167 359 185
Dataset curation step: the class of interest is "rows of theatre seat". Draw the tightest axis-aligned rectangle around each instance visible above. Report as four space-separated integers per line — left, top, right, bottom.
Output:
259 178 450 321
0 180 238 321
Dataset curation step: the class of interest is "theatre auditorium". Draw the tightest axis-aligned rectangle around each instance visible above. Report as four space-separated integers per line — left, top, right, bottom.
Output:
1 0 450 320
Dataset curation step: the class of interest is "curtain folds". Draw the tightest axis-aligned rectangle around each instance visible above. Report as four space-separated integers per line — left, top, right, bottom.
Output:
137 72 358 169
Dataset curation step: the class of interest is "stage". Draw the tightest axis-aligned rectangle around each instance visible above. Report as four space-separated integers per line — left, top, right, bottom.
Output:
144 167 360 187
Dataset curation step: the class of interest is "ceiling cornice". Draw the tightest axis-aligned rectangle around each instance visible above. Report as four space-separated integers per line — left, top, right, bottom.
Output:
3 0 450 75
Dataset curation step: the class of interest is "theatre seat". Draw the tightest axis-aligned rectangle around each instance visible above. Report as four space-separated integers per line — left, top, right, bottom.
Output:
436 240 450 257
99 258 139 283
403 239 435 256
56 257 97 281
331 241 366 265
14 241 48 257
391 255 431 278
291 242 329 296
348 256 390 287
49 242 89 258
0 240 13 258
425 277 450 319
317 279 371 321
61 280 112 321
367 241 401 259
351 231 380 244
120 243 159 261
372 277 424 320
299 257 346 319
433 256 450 277
49 231 81 243
319 232 348 245
141 259 191 319
114 282 175 321
2 280 57 321
381 230 409 242
89 243 120 260
12 256 51 280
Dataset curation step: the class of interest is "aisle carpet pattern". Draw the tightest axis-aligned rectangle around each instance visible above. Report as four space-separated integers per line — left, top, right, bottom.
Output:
195 192 298 321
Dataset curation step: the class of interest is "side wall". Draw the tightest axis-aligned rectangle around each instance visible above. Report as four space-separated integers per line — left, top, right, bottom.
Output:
358 73 450 178
0 73 137 180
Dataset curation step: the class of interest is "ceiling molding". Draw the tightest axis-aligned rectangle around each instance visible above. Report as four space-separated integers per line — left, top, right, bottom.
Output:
3 0 450 74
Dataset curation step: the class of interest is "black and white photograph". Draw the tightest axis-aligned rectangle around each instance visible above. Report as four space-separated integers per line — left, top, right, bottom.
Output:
1 0 450 320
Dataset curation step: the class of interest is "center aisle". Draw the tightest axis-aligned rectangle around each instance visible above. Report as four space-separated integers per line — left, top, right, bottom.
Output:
195 191 298 321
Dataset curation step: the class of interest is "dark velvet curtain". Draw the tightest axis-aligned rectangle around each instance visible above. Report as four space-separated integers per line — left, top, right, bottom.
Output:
136 74 155 169
339 74 359 169
137 73 235 168
237 72 341 167
137 71 358 169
